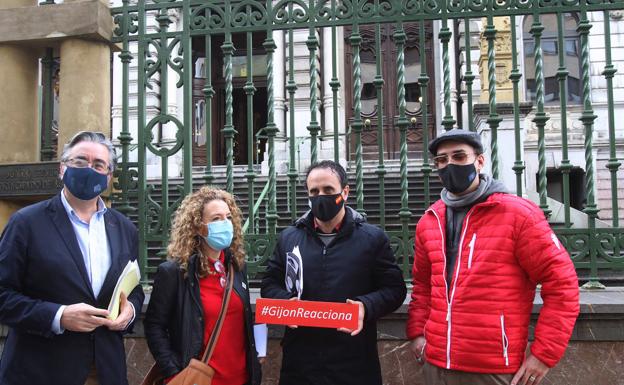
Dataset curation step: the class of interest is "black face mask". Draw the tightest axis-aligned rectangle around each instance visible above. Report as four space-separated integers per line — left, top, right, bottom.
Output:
309 193 345 222
438 163 478 194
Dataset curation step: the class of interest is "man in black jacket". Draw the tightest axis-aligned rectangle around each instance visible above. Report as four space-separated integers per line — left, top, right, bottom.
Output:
262 160 407 385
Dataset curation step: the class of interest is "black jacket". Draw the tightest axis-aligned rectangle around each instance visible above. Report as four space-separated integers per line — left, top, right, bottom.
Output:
261 207 407 385
144 251 261 385
0 194 144 385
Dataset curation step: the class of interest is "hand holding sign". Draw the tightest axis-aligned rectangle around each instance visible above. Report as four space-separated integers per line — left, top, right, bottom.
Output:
256 298 359 330
287 297 298 329
337 299 364 336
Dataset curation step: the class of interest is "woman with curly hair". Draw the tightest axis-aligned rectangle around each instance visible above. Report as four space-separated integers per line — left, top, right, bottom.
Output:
144 186 262 385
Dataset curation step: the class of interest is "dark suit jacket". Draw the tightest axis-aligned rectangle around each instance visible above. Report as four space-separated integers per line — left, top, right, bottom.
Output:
0 194 145 385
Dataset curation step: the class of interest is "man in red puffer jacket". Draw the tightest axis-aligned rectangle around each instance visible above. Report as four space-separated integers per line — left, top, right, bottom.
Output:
406 128 579 385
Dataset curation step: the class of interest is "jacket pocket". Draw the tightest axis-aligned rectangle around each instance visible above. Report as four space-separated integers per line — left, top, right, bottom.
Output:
467 233 477 269
500 313 509 367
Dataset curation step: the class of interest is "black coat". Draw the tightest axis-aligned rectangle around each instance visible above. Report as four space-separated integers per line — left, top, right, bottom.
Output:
144 252 261 385
0 194 145 385
261 207 407 385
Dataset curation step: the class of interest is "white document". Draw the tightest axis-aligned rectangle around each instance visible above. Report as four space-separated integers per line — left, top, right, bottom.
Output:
285 245 303 299
253 324 268 357
107 260 141 320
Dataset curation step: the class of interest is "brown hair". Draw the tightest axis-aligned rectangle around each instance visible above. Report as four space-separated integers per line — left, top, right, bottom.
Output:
167 186 245 277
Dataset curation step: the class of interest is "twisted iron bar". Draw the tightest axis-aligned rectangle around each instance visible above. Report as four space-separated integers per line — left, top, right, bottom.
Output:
263 34 279 236
222 32 235 193
440 18 455 130
485 15 501 179
531 14 550 216
351 24 365 214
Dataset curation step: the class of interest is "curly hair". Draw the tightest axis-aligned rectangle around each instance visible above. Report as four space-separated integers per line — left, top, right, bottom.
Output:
167 186 246 277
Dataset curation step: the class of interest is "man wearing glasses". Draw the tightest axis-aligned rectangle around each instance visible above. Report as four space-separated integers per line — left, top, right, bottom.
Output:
406 129 579 385
0 131 144 385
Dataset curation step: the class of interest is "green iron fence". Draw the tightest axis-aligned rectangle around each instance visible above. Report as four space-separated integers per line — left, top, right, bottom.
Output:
38 2 59 161
110 0 624 287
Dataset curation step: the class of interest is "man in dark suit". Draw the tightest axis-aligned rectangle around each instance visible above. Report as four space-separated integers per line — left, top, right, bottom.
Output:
0 131 145 385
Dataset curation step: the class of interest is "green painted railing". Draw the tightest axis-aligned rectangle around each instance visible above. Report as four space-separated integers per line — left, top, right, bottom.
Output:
242 179 271 234
40 48 56 162
111 0 624 286
39 0 58 161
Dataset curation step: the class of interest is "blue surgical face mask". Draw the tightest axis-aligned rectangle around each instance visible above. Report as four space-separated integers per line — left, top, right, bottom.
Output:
204 219 234 251
62 166 108 201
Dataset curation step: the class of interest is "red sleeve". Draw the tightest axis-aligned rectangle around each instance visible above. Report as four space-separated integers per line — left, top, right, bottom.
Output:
406 224 432 340
515 205 580 368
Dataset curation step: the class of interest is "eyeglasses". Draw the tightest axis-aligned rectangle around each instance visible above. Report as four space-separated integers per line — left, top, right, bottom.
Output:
213 259 227 288
432 151 477 168
64 156 110 174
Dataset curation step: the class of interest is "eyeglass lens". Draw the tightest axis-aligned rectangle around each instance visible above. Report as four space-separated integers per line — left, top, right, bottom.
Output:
433 152 470 167
67 156 109 173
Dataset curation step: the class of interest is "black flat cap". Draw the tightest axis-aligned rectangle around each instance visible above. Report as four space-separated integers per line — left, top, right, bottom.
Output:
428 128 484 155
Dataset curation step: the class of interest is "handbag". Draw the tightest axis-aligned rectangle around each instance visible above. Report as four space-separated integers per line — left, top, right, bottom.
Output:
141 262 235 385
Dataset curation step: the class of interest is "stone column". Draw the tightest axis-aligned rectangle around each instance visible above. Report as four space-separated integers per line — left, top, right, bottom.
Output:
273 31 286 137
56 0 113 205
57 0 112 151
272 30 289 172
322 27 346 163
58 38 111 151
476 17 522 191
0 0 39 164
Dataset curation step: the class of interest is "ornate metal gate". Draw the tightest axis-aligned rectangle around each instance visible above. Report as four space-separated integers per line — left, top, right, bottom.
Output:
111 0 624 287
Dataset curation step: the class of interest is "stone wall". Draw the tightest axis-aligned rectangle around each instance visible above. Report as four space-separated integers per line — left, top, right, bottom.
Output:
125 288 624 385
122 338 624 385
2 288 623 385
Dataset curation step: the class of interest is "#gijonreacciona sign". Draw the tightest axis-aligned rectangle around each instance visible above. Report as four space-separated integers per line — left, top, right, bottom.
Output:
256 246 359 329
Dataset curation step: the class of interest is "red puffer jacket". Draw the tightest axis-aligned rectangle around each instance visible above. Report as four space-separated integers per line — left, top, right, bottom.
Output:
406 193 579 373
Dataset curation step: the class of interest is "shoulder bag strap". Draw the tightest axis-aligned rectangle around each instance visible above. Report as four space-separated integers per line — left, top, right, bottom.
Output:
200 262 235 363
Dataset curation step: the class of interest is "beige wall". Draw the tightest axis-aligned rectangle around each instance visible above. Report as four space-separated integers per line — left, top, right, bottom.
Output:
0 0 40 228
0 0 39 164
1 0 36 8
0 46 39 164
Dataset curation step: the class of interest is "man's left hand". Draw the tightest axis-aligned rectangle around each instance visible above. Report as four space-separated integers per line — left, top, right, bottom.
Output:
511 353 549 385
106 293 133 331
337 299 364 336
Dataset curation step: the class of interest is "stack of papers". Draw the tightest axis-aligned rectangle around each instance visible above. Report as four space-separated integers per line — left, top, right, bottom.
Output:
107 260 141 320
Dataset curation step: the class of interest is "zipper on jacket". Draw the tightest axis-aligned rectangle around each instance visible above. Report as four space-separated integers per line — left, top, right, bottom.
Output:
427 207 475 369
500 314 509 367
467 233 477 269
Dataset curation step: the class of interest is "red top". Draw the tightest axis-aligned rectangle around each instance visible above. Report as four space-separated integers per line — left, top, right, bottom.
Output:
406 193 579 373
199 253 248 385
166 252 248 385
